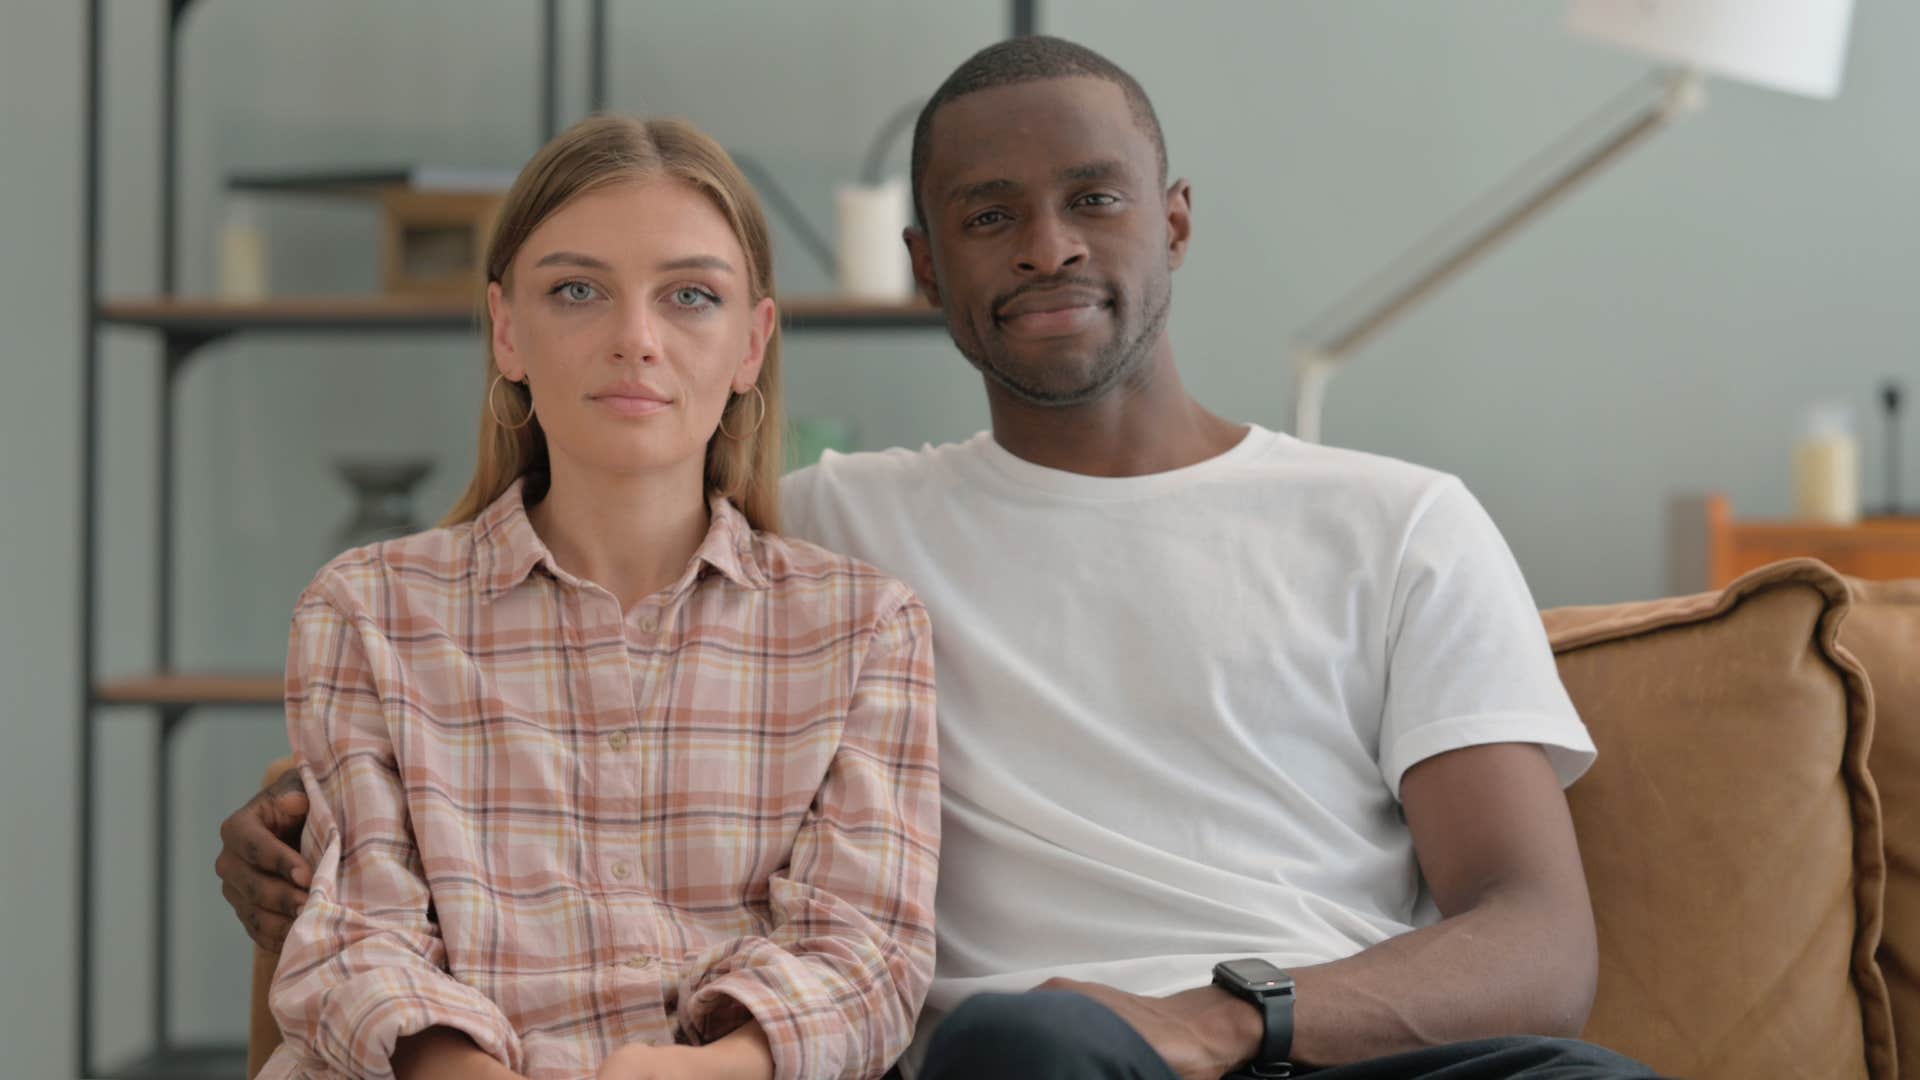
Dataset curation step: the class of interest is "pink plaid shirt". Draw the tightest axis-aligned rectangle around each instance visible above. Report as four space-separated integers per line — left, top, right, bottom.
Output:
260 480 939 1080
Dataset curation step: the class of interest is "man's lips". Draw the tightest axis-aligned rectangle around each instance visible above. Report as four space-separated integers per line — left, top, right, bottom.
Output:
996 286 1110 320
995 287 1111 337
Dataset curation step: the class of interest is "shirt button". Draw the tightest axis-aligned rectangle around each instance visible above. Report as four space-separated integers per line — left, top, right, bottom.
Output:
611 860 632 881
625 955 653 970
608 730 629 751
639 614 659 634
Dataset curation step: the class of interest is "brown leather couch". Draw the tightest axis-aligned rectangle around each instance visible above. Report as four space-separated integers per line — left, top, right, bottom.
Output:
1550 560 1910 1079
245 558 1916 1079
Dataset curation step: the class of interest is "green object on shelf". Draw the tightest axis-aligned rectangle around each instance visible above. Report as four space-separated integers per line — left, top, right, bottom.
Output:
787 417 854 472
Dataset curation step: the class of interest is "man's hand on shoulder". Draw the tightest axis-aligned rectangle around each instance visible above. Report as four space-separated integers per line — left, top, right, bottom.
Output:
213 767 313 952
1036 977 1261 1080
393 1027 524 1080
596 1043 709 1080
597 1021 774 1080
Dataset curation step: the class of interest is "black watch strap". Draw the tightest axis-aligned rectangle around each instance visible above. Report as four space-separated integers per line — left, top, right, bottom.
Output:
1250 989 1294 1077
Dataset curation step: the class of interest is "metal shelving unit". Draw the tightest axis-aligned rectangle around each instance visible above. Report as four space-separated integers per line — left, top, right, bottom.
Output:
77 1 1032 1076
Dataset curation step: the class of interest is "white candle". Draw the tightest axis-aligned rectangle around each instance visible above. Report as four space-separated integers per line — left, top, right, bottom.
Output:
1794 402 1861 524
835 177 912 300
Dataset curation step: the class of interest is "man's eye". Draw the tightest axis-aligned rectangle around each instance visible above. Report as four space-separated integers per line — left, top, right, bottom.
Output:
1075 193 1119 209
966 209 1009 229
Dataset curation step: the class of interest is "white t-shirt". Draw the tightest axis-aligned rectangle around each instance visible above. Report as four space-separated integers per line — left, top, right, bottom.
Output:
779 425 1593 1030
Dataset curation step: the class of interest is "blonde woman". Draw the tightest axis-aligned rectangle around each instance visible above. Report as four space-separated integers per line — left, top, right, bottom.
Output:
256 116 939 1080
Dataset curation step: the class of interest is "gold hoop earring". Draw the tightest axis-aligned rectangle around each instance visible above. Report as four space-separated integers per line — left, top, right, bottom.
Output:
718 385 767 440
489 372 533 431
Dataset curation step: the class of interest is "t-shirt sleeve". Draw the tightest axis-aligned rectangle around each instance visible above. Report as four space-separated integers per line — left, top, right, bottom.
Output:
778 464 825 546
1377 477 1594 799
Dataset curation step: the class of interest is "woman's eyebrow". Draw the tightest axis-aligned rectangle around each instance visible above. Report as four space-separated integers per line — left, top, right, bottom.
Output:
531 251 614 271
657 254 735 274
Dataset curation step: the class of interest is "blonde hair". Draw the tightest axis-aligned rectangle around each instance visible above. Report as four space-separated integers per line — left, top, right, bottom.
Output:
445 115 784 532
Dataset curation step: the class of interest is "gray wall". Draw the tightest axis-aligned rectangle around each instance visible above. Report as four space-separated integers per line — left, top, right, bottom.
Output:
1060 0 1918 607
2 4 83 1079
4 1 1915 1074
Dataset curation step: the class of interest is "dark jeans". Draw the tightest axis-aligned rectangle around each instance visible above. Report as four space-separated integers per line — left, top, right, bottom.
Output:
917 989 1664 1080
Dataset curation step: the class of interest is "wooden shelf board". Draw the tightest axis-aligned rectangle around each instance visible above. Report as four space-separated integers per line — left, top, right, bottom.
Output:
226 164 510 198
100 294 473 331
97 1041 249 1080
95 673 284 707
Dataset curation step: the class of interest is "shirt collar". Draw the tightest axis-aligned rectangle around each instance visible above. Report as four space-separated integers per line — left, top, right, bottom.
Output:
475 479 767 599
689 492 768 591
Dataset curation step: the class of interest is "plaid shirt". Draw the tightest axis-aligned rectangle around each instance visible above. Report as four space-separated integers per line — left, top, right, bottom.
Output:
261 481 939 1080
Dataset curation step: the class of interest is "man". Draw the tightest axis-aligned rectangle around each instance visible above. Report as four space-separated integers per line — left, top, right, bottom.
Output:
220 37 1653 1080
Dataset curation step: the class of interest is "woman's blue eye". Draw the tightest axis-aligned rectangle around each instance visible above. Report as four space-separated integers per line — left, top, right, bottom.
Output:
554 281 598 303
672 287 718 309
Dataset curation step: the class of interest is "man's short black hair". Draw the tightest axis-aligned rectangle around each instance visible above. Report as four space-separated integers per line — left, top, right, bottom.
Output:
909 35 1168 230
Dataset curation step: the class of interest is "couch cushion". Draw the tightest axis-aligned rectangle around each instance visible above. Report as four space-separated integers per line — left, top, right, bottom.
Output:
1543 558 1893 1080
1843 577 1919 1080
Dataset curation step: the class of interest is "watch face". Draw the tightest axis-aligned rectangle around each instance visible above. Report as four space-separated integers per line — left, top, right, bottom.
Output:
1220 958 1290 990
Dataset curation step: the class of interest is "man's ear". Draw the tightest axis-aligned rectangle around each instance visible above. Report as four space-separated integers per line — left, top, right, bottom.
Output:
905 226 943 309
1165 179 1193 272
735 295 775 393
486 280 524 380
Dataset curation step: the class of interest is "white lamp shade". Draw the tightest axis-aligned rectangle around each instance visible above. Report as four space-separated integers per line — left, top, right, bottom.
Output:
1567 0 1854 99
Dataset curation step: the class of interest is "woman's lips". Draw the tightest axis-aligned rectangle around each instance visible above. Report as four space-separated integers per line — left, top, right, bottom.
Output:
591 392 672 417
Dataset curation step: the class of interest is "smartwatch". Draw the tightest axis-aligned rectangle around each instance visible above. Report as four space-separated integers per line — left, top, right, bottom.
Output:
1210 957 1295 1078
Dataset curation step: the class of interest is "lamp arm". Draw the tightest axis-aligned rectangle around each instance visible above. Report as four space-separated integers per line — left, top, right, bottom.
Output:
862 100 926 186
1290 67 1702 442
730 149 840 279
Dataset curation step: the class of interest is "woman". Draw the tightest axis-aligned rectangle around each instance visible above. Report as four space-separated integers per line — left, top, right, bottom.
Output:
258 116 939 1080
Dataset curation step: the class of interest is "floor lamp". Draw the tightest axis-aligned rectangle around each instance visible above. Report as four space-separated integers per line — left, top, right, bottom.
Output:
1291 0 1855 445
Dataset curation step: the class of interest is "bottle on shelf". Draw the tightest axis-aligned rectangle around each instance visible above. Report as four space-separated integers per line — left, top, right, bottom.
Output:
217 194 269 301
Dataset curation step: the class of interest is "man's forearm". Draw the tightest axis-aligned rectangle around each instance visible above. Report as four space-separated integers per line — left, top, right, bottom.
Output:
1231 888 1596 1068
392 1026 522 1080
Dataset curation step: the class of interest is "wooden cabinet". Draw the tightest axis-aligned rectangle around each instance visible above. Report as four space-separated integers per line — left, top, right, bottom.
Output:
1702 494 1920 589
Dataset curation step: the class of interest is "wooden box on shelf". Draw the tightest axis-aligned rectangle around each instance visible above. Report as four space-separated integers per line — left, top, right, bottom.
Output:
378 187 502 298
